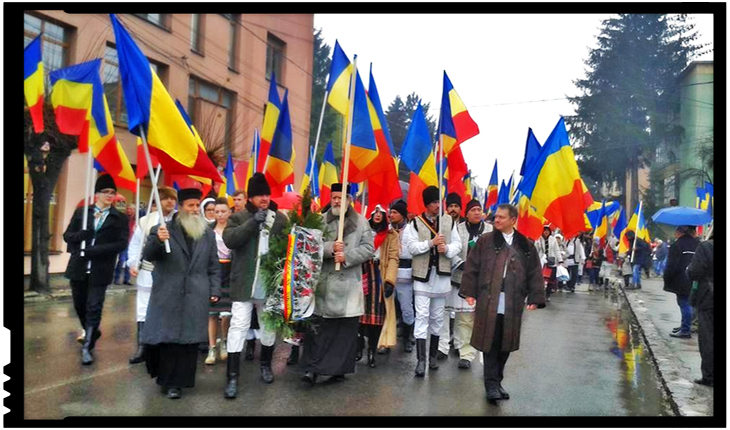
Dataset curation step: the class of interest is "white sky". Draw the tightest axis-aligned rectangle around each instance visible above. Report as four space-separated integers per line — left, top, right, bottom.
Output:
313 13 714 193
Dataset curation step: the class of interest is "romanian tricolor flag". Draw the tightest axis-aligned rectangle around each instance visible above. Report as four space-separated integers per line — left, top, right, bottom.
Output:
438 71 479 155
135 137 160 179
318 141 338 207
24 34 45 134
618 202 650 255
264 90 295 198
518 117 593 238
463 171 473 202
697 181 713 214
49 59 108 152
485 159 498 212
244 130 260 193
326 40 354 116
362 66 401 209
87 94 136 191
497 179 509 205
110 14 221 182
516 192 544 240
344 68 379 183
174 99 214 192
259 73 282 173
594 200 609 247
613 206 628 244
520 128 542 177
445 146 469 214
400 103 438 215
218 152 239 201
586 200 621 229
300 146 320 200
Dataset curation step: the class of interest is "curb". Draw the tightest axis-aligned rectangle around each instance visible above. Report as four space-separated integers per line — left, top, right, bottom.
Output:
607 276 711 417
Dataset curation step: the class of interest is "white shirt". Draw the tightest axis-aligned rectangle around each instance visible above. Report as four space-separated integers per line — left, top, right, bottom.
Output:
127 210 175 288
498 229 515 314
402 217 462 296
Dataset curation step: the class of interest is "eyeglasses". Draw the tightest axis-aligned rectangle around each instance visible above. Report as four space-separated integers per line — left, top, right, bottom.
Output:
97 189 116 196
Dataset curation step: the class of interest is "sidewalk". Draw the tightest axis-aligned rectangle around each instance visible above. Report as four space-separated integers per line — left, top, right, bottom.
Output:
607 273 714 416
24 275 137 304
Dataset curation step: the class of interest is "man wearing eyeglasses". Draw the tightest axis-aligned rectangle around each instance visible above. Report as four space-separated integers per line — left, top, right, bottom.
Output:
63 174 130 365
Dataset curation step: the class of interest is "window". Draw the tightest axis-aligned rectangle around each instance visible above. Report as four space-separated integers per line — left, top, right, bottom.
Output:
190 14 203 54
103 45 161 126
266 32 286 82
224 14 240 71
134 13 169 30
24 13 71 91
188 76 235 150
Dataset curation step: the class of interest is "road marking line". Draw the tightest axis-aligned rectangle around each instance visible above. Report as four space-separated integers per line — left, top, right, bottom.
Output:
25 365 130 395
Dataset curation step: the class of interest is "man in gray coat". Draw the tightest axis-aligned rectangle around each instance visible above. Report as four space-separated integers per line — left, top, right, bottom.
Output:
301 183 375 385
141 188 221 400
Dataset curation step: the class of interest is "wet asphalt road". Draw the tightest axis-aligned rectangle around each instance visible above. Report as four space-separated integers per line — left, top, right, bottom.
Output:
23 285 673 418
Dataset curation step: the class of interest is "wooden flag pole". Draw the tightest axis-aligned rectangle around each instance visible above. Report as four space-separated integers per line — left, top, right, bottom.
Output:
140 128 171 253
310 89 329 194
254 128 259 173
438 134 444 234
335 55 358 272
630 201 642 264
80 149 94 256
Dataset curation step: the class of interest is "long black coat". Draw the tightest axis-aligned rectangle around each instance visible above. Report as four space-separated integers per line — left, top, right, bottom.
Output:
63 205 129 285
663 234 700 296
458 230 546 353
140 217 221 345
688 239 713 310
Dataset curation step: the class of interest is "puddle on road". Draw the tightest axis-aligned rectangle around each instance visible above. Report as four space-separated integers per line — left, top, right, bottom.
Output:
604 291 674 416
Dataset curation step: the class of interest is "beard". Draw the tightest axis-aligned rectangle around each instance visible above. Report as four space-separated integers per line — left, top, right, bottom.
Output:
178 210 209 241
330 205 341 217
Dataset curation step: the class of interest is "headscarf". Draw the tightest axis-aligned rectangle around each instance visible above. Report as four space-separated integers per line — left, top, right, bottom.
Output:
200 197 216 224
369 205 389 250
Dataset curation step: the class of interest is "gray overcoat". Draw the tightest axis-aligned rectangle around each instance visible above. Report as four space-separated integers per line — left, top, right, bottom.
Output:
140 217 221 345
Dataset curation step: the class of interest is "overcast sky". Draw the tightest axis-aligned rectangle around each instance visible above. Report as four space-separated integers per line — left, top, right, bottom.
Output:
313 13 714 194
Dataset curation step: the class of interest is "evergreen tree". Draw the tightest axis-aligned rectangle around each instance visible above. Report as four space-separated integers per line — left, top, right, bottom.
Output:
309 28 343 165
566 14 709 210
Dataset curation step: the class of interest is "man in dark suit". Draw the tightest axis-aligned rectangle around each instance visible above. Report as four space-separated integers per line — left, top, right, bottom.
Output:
63 174 129 365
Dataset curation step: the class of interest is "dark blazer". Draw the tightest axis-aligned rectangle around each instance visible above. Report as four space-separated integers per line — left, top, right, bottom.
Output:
140 216 221 345
663 235 701 296
688 239 713 310
63 205 129 285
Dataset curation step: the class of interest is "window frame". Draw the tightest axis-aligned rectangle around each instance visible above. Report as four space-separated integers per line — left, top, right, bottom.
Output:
265 32 286 83
188 76 235 151
190 13 204 56
133 13 171 31
24 12 72 91
225 14 240 72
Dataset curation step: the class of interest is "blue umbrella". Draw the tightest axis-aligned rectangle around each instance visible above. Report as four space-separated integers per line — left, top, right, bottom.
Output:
651 207 712 226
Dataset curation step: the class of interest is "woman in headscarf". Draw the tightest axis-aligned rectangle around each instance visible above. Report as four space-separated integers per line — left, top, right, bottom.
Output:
201 197 217 228
356 205 399 367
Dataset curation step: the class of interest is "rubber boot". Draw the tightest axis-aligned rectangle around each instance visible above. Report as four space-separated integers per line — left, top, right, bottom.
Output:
260 345 275 384
129 322 146 364
415 339 426 377
286 345 300 365
429 334 440 370
81 325 95 365
224 352 240 399
403 324 413 353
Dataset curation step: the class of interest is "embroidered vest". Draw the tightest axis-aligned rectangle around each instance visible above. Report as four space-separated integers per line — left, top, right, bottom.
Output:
411 215 454 282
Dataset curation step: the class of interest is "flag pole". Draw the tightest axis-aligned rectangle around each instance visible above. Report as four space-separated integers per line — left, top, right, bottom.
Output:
140 128 171 253
438 133 444 234
336 55 358 272
360 181 367 216
145 165 162 217
630 200 642 264
80 149 94 256
310 89 329 194
135 177 140 231
254 128 259 173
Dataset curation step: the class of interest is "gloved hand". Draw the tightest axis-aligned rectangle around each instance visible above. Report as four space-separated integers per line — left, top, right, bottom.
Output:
384 282 394 298
83 245 98 258
78 229 94 242
253 210 267 223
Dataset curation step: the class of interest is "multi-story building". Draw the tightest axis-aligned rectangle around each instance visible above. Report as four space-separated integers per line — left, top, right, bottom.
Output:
652 61 714 208
24 12 314 275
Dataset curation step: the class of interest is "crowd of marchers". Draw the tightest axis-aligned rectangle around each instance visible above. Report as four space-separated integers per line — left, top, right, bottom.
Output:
61 173 714 405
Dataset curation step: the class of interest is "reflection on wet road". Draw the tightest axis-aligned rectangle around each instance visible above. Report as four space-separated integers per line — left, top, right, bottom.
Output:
23 286 673 418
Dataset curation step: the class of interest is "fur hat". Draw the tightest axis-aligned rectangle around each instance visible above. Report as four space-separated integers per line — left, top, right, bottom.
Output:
178 188 202 203
390 199 408 219
331 183 353 196
94 174 116 193
422 186 440 206
446 192 462 208
247 172 271 198
465 199 481 214
158 186 178 201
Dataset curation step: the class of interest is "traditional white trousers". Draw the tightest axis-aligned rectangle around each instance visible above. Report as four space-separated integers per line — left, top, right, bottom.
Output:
453 312 477 361
227 300 275 353
135 269 153 322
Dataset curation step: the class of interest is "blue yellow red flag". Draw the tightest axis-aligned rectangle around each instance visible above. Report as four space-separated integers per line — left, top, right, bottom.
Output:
86 94 136 191
520 128 542 177
438 71 479 154
109 14 221 182
400 103 438 188
326 40 354 116
318 141 338 207
485 159 499 212
259 73 282 173
264 90 295 197
24 34 45 133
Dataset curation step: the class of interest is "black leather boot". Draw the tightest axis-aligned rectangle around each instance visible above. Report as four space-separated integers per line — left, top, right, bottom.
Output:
428 334 440 370
403 324 413 353
260 345 275 384
129 322 146 364
286 345 299 365
367 339 377 368
224 352 240 399
415 339 426 377
244 339 256 361
81 325 95 365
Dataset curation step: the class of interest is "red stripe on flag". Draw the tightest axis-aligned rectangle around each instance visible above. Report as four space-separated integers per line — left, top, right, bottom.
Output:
53 106 89 136
408 172 428 216
543 179 587 239
28 97 45 134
